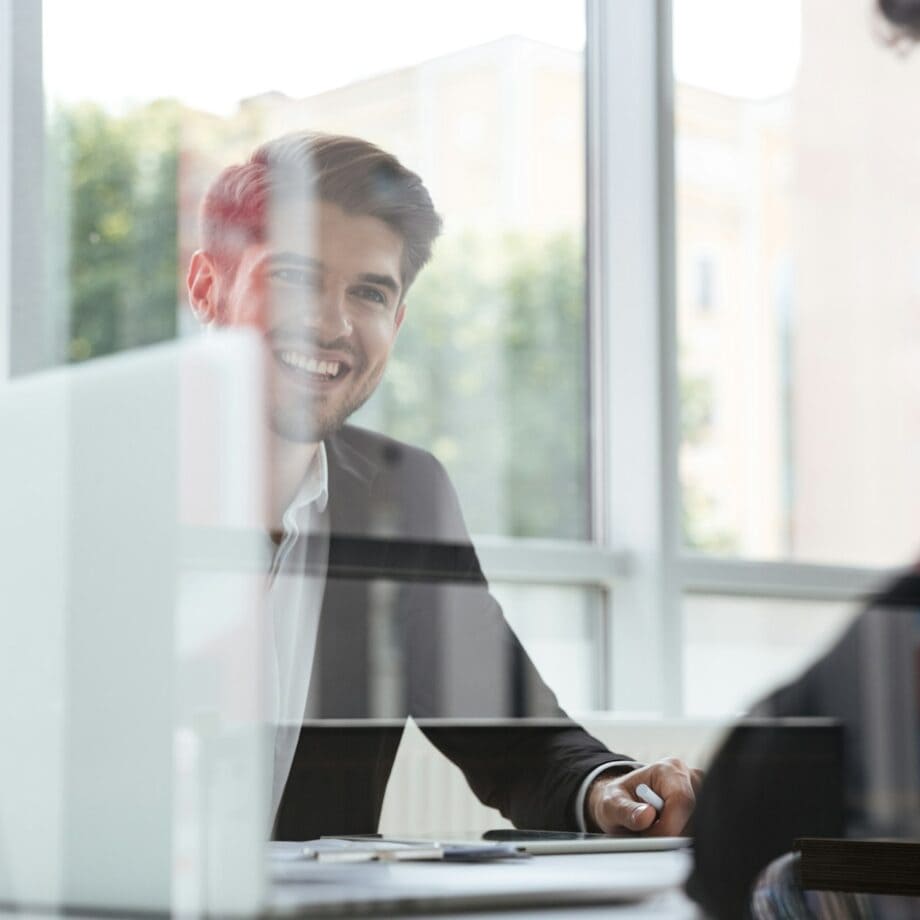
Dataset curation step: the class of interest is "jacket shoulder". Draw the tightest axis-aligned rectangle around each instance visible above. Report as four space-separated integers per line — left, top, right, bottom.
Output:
333 425 467 543
335 424 445 479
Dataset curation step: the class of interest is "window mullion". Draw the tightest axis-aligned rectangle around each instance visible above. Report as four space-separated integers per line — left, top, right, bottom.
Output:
0 0 12 379
588 0 680 716
475 537 630 587
680 555 895 602
4 0 47 377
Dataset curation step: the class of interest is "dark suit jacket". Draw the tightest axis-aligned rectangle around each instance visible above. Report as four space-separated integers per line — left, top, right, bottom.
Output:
272 424 628 839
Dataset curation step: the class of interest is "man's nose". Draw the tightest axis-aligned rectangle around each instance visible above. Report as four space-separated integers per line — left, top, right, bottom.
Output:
273 283 353 338
310 287 354 338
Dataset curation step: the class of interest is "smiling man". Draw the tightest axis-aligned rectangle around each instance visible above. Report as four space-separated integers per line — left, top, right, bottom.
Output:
187 131 699 840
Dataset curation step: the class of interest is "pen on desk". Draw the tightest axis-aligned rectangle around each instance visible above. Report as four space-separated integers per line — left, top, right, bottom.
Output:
636 783 665 813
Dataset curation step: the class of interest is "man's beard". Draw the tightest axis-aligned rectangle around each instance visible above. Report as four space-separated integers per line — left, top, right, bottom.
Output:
269 364 384 444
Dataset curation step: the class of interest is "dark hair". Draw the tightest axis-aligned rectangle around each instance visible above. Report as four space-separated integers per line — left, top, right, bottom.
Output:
878 0 920 42
200 132 442 292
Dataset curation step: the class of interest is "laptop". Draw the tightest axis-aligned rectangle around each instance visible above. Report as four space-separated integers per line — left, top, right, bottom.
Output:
0 332 687 915
0 331 270 915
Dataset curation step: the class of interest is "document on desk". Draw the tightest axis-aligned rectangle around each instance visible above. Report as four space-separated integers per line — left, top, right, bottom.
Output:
305 838 444 863
269 837 524 877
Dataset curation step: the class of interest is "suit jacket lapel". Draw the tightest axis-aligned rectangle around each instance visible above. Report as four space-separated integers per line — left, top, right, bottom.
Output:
325 430 378 537
308 430 378 718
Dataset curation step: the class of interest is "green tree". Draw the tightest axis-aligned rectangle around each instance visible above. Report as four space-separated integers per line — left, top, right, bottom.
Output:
678 369 739 552
48 100 180 362
49 102 727 551
363 231 590 541
503 232 588 540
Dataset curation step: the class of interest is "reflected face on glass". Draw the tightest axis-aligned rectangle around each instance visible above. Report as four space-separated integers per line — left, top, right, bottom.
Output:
211 200 406 442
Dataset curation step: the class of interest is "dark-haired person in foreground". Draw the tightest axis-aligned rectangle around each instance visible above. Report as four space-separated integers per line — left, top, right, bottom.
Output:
689 5 920 915
187 132 701 840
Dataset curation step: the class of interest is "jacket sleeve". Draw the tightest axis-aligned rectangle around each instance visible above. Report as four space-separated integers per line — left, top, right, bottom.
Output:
393 452 634 829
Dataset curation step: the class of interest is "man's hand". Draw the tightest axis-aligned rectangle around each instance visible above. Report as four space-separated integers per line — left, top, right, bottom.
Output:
585 758 703 836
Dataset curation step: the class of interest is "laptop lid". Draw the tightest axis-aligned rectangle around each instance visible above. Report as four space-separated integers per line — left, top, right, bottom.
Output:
0 330 270 915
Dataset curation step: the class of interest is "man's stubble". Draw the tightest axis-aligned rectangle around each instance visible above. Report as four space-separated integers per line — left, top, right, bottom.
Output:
269 355 386 444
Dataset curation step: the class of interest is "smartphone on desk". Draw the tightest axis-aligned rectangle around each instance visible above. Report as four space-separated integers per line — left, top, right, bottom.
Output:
483 829 691 854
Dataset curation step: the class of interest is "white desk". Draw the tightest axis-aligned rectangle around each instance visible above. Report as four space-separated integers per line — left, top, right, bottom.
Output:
388 894 702 918
270 849 700 916
0 851 700 918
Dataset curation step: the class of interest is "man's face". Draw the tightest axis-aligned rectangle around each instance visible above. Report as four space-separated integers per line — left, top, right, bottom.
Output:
201 200 407 442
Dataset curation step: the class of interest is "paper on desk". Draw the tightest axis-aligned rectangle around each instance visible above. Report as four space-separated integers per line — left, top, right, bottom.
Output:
269 838 443 864
308 838 444 862
268 837 525 868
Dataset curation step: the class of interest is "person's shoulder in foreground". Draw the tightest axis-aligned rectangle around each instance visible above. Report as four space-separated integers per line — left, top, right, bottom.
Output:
687 6 920 895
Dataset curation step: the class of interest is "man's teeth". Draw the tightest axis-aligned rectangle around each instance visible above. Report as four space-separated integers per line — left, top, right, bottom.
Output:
278 351 342 378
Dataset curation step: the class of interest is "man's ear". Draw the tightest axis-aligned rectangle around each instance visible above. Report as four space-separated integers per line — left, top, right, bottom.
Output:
394 301 407 335
187 250 222 324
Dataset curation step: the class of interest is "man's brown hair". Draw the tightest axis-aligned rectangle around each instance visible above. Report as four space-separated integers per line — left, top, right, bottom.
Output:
200 132 442 292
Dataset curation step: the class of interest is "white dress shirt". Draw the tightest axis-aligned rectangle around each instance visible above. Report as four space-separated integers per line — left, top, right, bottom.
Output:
267 443 329 823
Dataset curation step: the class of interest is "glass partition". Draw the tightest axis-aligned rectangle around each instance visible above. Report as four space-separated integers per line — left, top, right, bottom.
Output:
3 0 918 915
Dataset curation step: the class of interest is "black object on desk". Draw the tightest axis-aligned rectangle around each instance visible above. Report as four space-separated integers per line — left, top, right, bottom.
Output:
686 720 845 920
795 837 920 897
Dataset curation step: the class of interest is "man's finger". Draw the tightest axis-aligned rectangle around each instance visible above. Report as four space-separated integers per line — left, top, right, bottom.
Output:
690 768 705 793
630 757 702 837
590 759 701 837
643 767 696 836
644 788 694 836
595 787 657 834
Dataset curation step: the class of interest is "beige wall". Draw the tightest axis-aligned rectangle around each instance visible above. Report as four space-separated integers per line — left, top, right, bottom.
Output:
790 0 920 566
676 86 790 557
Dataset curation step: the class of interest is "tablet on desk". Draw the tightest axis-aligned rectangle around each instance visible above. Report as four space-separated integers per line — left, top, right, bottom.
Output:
482 829 692 854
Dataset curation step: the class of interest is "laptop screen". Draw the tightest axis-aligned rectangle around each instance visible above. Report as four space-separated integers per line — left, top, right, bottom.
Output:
0 331 269 915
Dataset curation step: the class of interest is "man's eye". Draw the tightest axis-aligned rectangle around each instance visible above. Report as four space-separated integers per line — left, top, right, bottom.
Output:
270 268 315 287
352 285 387 305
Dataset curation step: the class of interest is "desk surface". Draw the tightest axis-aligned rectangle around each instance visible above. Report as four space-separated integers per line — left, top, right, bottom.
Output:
270 850 700 917
384 892 702 918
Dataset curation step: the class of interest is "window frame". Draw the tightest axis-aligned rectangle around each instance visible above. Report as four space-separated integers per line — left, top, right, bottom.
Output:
0 0 10 380
480 0 894 716
3 0 50 378
5 0 898 716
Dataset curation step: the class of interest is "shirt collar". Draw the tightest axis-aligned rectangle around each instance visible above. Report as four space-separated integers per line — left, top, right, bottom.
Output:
281 442 329 532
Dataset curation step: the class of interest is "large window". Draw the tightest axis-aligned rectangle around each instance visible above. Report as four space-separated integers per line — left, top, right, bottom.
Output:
675 0 920 568
672 0 920 714
40 0 590 543
5 0 910 720
31 0 599 713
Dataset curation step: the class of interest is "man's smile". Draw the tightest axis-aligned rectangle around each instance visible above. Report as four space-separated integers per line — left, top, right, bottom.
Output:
272 346 354 389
